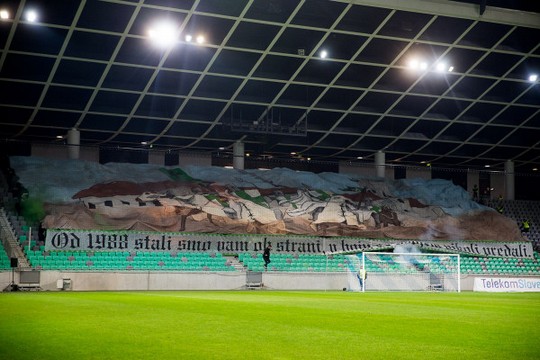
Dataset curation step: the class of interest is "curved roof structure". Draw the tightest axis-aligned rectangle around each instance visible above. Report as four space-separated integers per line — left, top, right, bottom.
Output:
0 0 539 171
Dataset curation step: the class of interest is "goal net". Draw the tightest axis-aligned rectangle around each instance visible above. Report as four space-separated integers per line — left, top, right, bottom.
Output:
345 252 460 292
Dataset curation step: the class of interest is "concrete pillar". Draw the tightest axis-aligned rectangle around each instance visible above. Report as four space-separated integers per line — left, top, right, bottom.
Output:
233 141 244 170
67 128 80 159
148 152 165 165
374 151 385 178
504 160 515 200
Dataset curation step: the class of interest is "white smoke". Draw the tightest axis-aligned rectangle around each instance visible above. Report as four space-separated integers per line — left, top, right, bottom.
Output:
394 243 422 269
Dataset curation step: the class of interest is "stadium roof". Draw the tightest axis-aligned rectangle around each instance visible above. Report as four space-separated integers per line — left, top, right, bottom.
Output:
0 0 539 171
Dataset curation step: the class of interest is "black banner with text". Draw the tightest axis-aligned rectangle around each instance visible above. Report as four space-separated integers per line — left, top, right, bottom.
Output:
45 230 534 258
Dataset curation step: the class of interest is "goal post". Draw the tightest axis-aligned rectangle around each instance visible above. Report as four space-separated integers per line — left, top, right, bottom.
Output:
345 252 461 292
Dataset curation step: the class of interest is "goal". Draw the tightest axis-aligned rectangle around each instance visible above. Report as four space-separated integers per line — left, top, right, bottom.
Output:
345 252 461 292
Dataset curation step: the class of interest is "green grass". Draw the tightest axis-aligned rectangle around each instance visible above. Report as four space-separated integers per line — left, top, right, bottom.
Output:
0 291 539 360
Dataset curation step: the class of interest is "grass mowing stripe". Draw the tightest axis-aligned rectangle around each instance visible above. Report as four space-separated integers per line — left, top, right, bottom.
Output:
0 291 538 360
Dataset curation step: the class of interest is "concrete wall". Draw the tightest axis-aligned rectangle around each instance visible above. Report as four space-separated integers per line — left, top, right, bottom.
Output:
148 152 165 165
467 172 480 197
339 162 394 179
0 270 350 291
3 270 535 292
31 144 99 162
490 172 506 200
27 145 211 167
406 168 432 180
178 152 212 167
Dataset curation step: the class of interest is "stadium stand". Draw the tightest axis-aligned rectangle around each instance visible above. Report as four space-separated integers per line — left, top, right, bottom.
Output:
487 199 540 252
0 194 538 276
0 241 11 270
239 253 348 272
1 155 539 293
24 249 235 272
460 253 540 275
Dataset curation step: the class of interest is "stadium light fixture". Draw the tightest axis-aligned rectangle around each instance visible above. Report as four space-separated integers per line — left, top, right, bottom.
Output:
25 9 38 22
185 34 192 42
435 62 454 73
408 59 420 70
408 58 429 72
0 9 9 20
148 21 178 48
436 63 446 72
529 74 538 82
196 35 205 44
320 50 328 59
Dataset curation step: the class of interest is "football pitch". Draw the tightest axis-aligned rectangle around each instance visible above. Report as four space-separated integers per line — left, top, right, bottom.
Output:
0 291 538 360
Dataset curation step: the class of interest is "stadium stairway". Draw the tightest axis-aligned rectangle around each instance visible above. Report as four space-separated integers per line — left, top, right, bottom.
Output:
224 255 245 271
0 208 29 268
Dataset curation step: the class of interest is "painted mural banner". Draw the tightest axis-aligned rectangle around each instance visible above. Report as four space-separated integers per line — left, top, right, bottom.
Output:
474 277 540 292
45 230 535 258
11 157 526 245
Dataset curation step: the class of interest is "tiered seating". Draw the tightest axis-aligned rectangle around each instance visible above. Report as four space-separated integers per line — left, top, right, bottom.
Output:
9 217 40 249
460 253 540 275
26 249 235 272
237 251 540 275
487 199 540 251
0 240 11 270
238 253 348 272
364 253 459 274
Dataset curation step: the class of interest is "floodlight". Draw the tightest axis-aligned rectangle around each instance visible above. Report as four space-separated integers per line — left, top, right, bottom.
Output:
0 9 9 20
420 61 428 70
320 50 328 59
148 22 177 47
436 63 446 72
408 59 419 70
25 9 38 22
448 66 454 72
196 35 205 44
185 34 192 42
529 74 538 82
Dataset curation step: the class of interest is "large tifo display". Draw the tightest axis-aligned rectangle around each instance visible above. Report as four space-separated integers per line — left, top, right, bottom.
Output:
11 157 524 244
45 230 535 258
